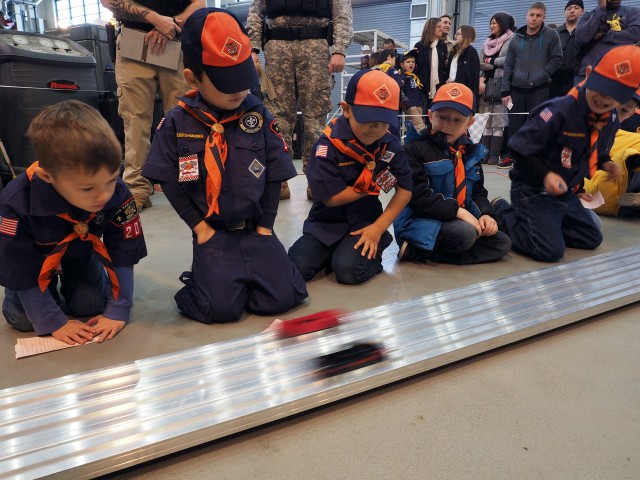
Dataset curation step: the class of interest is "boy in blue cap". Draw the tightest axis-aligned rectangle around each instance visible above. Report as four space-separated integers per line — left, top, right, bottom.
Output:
142 8 307 323
394 82 511 264
0 101 148 344
288 69 412 285
492 44 640 262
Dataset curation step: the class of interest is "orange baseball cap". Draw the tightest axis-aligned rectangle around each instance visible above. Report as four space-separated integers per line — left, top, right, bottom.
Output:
585 44 640 104
182 8 258 94
344 69 401 127
431 82 475 116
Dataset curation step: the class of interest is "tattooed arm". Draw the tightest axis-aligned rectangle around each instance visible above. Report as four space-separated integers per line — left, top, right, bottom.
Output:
100 0 178 38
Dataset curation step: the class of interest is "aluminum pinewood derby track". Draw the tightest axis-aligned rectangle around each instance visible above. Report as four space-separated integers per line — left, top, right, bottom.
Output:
2 247 640 479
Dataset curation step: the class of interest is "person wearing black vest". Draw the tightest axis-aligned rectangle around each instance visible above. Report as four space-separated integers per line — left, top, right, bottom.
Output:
100 0 205 211
247 0 353 200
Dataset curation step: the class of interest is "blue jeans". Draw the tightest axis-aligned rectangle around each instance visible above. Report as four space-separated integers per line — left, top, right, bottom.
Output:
493 181 602 262
429 220 512 265
3 256 108 332
289 231 393 285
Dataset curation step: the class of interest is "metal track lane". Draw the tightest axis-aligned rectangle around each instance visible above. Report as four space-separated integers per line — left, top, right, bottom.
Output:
1 247 640 479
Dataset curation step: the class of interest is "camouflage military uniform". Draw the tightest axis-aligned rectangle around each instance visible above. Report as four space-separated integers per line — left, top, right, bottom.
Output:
247 0 353 199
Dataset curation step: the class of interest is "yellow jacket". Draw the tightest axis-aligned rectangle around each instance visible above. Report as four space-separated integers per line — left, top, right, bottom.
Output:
584 129 640 216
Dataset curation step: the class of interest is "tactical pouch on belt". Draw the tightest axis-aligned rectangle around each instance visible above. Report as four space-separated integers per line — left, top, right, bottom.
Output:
326 21 333 46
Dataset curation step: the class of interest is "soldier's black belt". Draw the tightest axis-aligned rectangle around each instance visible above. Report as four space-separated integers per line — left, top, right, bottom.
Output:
265 26 329 42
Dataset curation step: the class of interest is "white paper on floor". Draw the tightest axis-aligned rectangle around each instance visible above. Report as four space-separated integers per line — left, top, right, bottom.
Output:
15 335 100 359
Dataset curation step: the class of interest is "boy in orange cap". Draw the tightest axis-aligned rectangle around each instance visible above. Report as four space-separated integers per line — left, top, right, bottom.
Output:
288 69 412 285
143 8 307 323
492 44 640 262
394 82 512 264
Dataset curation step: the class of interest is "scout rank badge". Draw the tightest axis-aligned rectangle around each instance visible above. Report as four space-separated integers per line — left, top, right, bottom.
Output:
239 112 263 134
375 168 398 193
561 147 572 169
179 154 199 182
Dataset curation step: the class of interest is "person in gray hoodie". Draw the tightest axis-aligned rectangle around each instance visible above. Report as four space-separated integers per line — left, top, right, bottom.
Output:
500 2 562 169
574 0 640 83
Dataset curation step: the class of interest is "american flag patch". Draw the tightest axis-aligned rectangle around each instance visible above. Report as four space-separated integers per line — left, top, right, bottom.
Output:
539 108 553 123
316 145 328 158
0 216 18 236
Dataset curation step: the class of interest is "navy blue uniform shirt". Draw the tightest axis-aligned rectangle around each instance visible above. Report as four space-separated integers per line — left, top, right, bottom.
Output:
304 115 413 246
0 173 147 291
509 85 619 189
401 72 423 108
142 92 296 229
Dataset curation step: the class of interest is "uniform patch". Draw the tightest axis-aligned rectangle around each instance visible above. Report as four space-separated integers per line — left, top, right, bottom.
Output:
374 84 392 104
316 145 328 158
248 159 265 178
239 112 263 134
561 147 573 169
93 211 105 225
379 151 395 163
270 119 289 152
614 59 632 77
223 36 242 61
375 168 397 193
111 197 139 226
539 108 553 123
123 216 143 240
0 216 18 236
179 154 199 182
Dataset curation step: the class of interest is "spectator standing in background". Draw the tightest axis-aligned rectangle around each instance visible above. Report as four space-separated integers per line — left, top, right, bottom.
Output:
551 0 584 98
500 2 562 169
574 0 640 84
446 25 480 105
383 38 402 69
414 17 448 113
440 14 455 53
247 0 353 201
479 12 515 165
100 0 205 211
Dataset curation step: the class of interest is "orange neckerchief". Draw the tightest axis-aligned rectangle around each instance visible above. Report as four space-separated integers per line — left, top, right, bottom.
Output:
26 162 120 300
178 90 245 216
321 120 387 195
567 84 611 177
449 145 467 207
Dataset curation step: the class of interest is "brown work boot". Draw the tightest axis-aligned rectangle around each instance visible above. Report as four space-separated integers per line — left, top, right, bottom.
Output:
134 194 152 211
280 181 291 200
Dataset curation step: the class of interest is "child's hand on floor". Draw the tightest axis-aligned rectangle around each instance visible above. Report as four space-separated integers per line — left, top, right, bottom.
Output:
52 319 96 345
87 316 126 343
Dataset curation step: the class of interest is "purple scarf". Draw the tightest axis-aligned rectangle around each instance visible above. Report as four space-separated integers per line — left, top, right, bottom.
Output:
483 30 514 57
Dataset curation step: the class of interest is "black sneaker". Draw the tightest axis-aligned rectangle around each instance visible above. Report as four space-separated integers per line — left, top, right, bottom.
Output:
397 241 425 263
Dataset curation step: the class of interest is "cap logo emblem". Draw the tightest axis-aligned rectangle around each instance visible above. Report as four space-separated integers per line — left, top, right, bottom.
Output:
448 87 462 99
614 60 632 78
222 36 242 61
373 84 391 104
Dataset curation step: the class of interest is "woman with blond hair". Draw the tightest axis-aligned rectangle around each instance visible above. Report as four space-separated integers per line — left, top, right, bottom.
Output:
445 25 480 104
413 17 448 112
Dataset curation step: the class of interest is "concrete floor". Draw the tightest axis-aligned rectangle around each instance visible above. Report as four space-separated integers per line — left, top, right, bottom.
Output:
1 162 639 479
